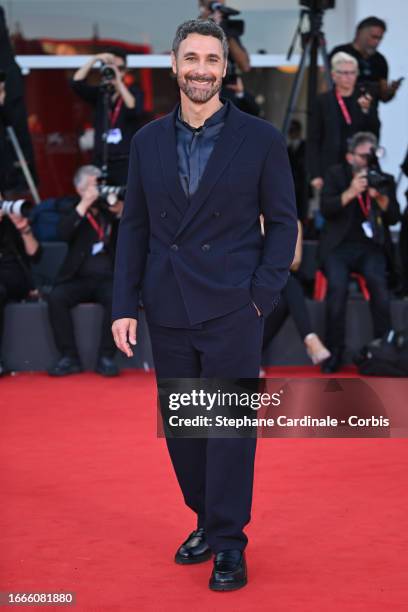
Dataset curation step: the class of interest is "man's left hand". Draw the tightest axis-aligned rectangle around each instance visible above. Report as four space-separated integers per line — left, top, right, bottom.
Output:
109 200 124 217
369 188 389 210
9 212 29 232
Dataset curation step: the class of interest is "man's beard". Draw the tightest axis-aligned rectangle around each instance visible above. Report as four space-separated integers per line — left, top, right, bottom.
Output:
177 71 222 104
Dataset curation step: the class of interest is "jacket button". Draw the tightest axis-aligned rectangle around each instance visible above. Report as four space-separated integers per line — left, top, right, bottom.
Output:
201 243 211 251
160 211 167 218
170 243 179 251
213 211 220 217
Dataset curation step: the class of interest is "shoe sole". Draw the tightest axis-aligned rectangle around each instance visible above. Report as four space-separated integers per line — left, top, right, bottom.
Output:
209 577 248 591
48 369 82 377
174 550 212 565
95 370 119 377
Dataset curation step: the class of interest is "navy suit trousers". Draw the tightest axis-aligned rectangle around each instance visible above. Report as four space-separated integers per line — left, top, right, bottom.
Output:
147 301 264 553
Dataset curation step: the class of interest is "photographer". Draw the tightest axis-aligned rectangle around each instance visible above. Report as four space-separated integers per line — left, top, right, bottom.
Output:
0 199 41 376
199 0 250 72
71 48 144 186
330 17 403 104
47 165 123 377
318 132 400 373
309 52 380 191
198 1 260 115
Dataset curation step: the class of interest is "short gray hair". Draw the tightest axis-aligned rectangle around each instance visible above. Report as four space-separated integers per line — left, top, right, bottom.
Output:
348 132 378 153
73 165 102 189
331 51 359 73
172 19 228 60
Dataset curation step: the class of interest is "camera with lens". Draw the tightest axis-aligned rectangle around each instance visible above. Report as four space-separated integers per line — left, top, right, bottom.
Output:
299 0 336 10
366 149 392 191
208 2 244 85
208 2 244 38
96 184 126 207
100 63 115 81
99 63 116 92
0 199 34 218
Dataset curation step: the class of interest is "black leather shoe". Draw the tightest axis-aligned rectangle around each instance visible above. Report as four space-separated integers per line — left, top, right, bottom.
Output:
95 356 119 377
321 349 342 374
48 356 82 377
175 528 212 565
209 550 247 591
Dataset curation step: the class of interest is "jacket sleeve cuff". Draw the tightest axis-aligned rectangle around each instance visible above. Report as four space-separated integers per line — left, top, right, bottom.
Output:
250 286 281 318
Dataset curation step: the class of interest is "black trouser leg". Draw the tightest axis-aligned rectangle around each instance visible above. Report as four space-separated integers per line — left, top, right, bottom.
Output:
285 273 313 339
47 279 91 358
356 245 392 338
92 278 117 358
147 323 207 528
262 292 288 351
0 266 30 355
323 252 350 351
0 284 7 350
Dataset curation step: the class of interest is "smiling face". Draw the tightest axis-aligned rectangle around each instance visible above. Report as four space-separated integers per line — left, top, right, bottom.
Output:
172 33 227 104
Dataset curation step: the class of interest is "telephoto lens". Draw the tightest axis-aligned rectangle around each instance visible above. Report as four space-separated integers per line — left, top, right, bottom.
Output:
0 199 34 218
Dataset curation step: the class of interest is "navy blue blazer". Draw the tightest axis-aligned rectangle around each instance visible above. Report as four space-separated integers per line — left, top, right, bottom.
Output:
112 102 298 327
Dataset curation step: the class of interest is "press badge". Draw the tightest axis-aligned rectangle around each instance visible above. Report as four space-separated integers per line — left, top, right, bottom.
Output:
361 221 373 239
106 128 122 144
92 241 104 255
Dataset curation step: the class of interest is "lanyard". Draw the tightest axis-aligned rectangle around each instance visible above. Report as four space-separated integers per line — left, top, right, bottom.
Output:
357 192 371 218
335 89 352 125
109 98 123 128
86 212 104 241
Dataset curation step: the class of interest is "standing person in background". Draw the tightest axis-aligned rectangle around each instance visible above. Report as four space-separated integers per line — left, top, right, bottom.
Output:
330 16 403 104
287 119 308 222
71 48 144 186
309 52 379 192
198 1 260 115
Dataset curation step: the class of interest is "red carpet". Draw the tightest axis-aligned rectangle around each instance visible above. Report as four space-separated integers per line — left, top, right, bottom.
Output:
1 369 407 611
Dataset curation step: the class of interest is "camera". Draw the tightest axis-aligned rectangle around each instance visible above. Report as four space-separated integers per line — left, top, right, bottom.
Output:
365 149 392 191
209 2 244 38
0 199 34 218
97 184 126 207
100 63 115 81
299 0 335 10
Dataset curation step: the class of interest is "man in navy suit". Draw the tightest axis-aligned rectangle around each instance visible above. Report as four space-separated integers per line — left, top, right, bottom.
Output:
112 19 297 591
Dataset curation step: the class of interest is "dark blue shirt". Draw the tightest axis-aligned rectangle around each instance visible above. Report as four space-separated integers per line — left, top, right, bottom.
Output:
175 100 229 197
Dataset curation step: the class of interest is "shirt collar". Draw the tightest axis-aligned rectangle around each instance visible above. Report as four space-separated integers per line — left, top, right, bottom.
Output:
176 99 229 132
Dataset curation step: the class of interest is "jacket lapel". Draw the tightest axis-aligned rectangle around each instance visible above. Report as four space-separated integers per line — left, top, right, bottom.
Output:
173 104 247 240
157 109 189 215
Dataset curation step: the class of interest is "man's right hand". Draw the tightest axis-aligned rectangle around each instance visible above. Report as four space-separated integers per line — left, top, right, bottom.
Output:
342 171 368 206
76 176 99 216
349 171 368 198
112 318 138 357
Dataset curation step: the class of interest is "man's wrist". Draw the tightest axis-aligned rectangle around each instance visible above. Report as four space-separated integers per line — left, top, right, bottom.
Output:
19 227 32 235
